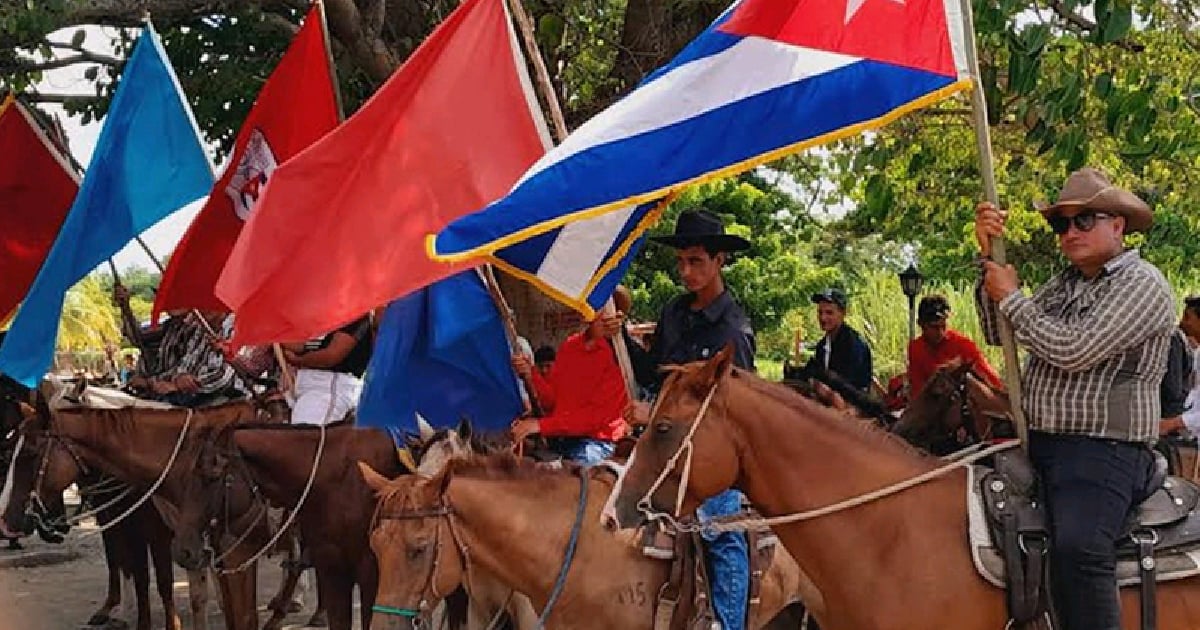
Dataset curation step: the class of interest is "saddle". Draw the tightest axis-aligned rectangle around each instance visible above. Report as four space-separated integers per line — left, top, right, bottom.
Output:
974 448 1200 630
640 512 780 630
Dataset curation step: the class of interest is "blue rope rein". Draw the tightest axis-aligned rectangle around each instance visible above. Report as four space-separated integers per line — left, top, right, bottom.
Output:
536 469 590 629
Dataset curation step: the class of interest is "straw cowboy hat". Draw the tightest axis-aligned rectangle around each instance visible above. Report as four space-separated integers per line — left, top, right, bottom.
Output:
650 209 751 252
1034 167 1153 233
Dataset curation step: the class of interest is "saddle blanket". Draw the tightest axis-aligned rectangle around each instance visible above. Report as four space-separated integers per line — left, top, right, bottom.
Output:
966 465 1200 587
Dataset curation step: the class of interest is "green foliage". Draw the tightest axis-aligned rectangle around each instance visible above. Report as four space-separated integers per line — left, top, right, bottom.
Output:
58 275 121 351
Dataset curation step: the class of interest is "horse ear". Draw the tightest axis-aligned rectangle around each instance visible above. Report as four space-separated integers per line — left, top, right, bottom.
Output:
396 448 419 475
456 416 474 442
416 413 435 442
692 344 735 391
358 461 392 493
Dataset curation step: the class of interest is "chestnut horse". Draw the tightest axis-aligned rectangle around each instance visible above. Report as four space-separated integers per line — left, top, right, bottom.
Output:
176 421 402 630
892 358 1012 455
0 400 262 630
360 452 814 630
605 347 1200 630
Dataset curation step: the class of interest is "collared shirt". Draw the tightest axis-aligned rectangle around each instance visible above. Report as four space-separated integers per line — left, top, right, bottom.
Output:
977 249 1175 442
628 288 756 393
531 332 628 442
652 289 756 371
907 329 1004 397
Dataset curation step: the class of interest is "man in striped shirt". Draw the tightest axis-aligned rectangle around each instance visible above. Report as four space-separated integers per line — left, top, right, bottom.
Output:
975 168 1174 630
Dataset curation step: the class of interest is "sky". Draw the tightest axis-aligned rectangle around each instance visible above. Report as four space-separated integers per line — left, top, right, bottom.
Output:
37 25 205 274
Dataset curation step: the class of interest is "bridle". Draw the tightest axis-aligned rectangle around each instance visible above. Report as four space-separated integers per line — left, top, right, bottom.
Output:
635 376 722 530
199 444 274 569
370 491 464 627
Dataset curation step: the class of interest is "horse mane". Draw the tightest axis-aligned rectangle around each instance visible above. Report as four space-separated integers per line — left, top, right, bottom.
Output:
443 451 584 482
723 368 934 465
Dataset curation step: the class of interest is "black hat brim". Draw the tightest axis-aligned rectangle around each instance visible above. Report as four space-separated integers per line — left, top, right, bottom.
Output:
649 234 751 252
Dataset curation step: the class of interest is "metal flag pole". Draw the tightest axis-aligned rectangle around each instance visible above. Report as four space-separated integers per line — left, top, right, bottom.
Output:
959 0 1028 449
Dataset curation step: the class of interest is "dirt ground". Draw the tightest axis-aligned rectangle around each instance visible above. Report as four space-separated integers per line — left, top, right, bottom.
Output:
0 520 352 630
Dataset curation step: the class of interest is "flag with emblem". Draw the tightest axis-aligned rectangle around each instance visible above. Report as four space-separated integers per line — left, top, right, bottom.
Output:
0 96 79 323
153 4 339 320
432 0 972 317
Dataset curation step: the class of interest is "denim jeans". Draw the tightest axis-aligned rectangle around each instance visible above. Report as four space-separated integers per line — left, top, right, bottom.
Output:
554 438 615 467
698 489 749 630
1028 432 1154 630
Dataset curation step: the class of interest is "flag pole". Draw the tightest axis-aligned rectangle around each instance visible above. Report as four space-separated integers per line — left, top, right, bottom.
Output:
478 266 544 417
314 0 346 122
959 0 1028 450
505 0 640 399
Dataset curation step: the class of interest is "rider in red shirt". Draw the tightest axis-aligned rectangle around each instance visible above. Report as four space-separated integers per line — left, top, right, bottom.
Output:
511 313 629 464
907 295 1004 397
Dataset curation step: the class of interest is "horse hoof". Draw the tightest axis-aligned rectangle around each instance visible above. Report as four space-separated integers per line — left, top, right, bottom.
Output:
104 619 129 630
288 600 304 614
86 613 110 626
303 611 328 628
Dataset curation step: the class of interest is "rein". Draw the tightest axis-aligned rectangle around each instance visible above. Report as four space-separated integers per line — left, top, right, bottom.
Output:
218 422 326 574
207 461 272 567
637 378 1022 535
82 409 194 537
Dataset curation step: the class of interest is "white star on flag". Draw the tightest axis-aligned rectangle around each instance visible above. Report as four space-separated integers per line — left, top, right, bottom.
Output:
845 0 906 24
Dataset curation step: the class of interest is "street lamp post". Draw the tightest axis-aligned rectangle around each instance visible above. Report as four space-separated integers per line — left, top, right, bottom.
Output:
898 264 924 341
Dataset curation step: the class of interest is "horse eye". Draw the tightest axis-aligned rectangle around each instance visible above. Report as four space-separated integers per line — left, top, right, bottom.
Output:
654 421 672 435
407 544 428 561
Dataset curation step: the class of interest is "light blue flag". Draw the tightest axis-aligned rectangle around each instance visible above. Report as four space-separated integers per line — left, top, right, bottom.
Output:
0 25 213 387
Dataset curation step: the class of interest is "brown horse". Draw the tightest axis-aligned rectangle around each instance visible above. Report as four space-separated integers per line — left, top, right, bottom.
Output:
360 452 813 630
183 421 403 630
0 399 262 630
605 347 1200 630
891 358 1012 455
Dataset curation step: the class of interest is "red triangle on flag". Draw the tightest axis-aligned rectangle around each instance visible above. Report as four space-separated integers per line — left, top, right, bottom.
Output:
720 0 958 78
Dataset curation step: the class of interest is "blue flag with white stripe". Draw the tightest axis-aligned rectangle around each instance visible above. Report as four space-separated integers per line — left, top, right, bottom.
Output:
432 0 971 318
0 25 213 387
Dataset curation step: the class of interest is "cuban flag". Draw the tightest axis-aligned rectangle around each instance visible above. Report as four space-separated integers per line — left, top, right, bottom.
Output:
431 0 971 318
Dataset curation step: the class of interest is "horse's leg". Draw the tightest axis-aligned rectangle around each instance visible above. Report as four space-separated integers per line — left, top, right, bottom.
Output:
89 530 123 626
262 559 302 630
149 529 181 630
311 567 346 630
213 570 257 630
358 558 379 630
184 570 210 630
131 540 153 630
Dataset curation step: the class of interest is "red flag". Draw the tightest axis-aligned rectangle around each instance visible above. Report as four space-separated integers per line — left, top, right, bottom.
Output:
0 97 79 322
216 0 549 345
153 5 339 320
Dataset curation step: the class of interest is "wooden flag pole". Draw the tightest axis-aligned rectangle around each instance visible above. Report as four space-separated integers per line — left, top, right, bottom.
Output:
959 0 1028 449
314 0 347 122
479 266 544 417
505 0 641 400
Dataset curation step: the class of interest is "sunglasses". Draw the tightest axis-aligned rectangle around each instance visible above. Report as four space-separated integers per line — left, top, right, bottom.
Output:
1046 211 1115 235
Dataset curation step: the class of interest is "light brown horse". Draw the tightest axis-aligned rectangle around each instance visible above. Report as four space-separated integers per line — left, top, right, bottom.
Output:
361 452 813 630
0 400 263 630
605 347 1200 630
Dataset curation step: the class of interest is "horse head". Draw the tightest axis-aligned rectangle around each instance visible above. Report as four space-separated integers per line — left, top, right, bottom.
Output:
170 425 265 571
891 359 1009 454
603 345 741 530
0 400 80 542
359 463 465 630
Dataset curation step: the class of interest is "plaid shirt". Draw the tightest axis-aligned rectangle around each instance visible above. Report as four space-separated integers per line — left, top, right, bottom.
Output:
146 313 246 396
977 250 1175 443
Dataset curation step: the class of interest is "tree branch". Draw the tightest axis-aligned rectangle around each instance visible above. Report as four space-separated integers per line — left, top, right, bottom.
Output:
43 39 123 66
23 92 102 105
1046 0 1096 31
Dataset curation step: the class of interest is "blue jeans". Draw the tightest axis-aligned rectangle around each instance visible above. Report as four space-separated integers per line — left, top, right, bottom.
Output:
554 438 614 466
1029 432 1154 630
698 489 749 630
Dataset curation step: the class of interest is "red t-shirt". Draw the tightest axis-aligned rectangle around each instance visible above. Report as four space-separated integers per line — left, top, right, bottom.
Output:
531 332 629 442
907 329 1004 397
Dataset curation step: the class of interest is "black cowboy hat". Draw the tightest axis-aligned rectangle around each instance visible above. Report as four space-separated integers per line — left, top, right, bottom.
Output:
649 209 751 252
